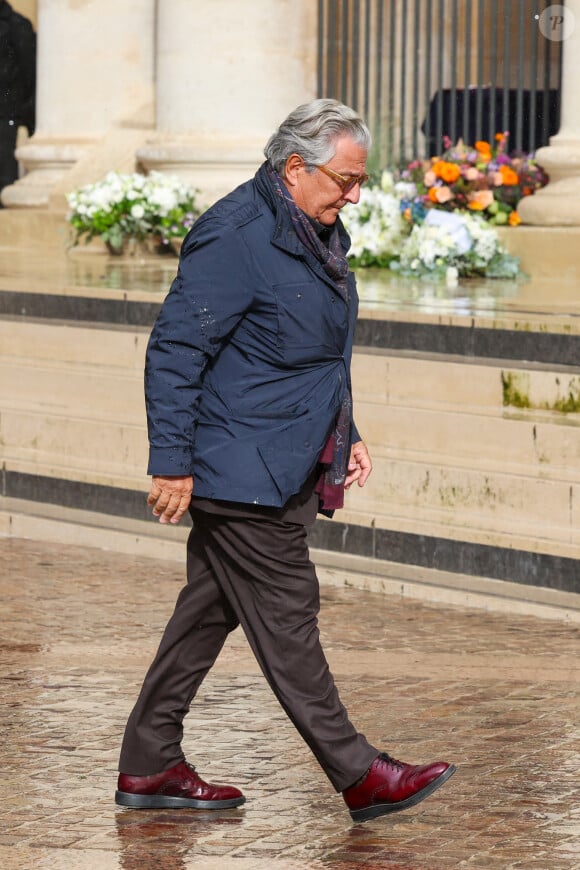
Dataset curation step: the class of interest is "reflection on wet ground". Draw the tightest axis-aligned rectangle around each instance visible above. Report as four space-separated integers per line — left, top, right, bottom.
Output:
357 271 523 318
2 242 580 332
1 537 578 869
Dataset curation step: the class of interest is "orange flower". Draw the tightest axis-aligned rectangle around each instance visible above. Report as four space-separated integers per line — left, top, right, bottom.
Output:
468 190 494 209
440 163 461 184
432 160 461 183
468 200 485 210
403 207 412 221
434 185 453 203
508 211 521 226
463 167 482 181
495 133 505 142
428 186 454 204
499 165 519 186
475 140 492 154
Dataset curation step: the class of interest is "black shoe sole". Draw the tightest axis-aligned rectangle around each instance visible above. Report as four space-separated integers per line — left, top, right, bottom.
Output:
349 764 457 823
115 790 246 810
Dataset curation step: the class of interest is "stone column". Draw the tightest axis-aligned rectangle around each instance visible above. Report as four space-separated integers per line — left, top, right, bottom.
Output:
519 0 580 225
137 0 318 205
2 0 155 208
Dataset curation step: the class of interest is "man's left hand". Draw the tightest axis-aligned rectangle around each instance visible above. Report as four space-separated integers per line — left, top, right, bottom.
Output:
148 475 194 524
344 440 372 490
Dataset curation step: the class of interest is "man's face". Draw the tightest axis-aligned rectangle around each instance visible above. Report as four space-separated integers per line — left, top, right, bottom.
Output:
285 134 368 226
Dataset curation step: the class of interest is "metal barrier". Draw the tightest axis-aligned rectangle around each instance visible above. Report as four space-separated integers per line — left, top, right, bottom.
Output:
317 0 563 168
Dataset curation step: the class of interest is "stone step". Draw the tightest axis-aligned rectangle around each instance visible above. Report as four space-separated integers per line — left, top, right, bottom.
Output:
3 391 579 491
0 317 149 370
6 318 580 413
5 319 580 420
331 500 580 562
349 349 580 553
5 322 580 424
358 403 580 482
2 401 578 553
3 317 580 549
2 496 578 622
4 366 579 480
3 310 580 594
352 350 580 414
0 358 144 423
0 405 147 486
358 454 580 549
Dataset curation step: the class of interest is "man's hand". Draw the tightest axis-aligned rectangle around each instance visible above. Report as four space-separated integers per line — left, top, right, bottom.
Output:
344 441 373 490
148 475 194 524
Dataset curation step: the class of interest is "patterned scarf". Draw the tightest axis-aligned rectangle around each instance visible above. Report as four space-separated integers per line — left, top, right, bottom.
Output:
263 162 353 510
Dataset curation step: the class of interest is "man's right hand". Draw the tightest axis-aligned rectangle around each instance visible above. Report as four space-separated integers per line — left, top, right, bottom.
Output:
147 475 194 525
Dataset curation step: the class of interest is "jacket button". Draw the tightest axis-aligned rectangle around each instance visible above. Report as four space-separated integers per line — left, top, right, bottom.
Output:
304 440 310 447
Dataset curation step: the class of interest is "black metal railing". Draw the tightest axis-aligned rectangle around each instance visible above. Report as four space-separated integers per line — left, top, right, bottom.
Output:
317 0 563 169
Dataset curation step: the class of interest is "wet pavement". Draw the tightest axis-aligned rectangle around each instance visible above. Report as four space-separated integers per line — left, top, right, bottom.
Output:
1 535 579 870
3 241 580 334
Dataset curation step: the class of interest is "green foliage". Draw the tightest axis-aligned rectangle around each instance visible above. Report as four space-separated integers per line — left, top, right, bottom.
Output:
66 171 201 252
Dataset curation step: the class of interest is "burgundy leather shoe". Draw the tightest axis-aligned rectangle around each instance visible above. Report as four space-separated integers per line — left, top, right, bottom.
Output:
343 753 456 822
115 760 245 810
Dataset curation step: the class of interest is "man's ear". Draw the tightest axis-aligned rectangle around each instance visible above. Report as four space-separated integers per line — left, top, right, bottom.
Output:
283 153 304 189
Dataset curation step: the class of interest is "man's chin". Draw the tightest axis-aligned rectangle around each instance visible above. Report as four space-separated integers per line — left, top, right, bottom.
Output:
319 211 340 226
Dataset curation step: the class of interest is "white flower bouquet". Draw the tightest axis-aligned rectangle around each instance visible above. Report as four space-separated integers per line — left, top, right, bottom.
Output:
394 210 520 281
66 171 201 254
341 171 521 282
345 182 405 268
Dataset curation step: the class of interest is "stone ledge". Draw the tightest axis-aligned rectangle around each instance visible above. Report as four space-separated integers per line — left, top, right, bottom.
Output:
1 497 578 623
311 549 580 624
496 225 580 280
4 289 580 364
4 457 580 562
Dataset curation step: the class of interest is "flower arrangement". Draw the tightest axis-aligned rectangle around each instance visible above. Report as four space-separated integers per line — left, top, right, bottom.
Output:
393 209 520 282
66 171 201 254
341 171 520 281
341 134 547 282
398 133 548 227
342 182 519 284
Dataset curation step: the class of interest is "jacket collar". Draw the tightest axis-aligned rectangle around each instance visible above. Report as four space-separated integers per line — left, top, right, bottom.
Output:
253 162 353 287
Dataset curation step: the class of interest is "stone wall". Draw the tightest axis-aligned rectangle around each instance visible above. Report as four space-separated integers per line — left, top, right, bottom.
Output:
2 268 580 595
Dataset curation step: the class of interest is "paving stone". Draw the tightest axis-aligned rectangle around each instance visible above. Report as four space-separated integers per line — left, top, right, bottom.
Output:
0 536 579 869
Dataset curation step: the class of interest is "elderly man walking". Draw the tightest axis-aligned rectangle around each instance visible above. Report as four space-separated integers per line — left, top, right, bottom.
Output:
115 99 455 823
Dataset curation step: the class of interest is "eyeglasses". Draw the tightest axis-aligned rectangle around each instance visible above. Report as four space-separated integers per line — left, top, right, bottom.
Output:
316 164 369 194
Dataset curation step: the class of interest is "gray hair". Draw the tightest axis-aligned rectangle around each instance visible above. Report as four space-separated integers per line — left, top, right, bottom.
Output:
264 98 371 173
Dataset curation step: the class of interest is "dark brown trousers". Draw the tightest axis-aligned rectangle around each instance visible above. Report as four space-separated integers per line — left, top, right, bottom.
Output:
118 502 378 791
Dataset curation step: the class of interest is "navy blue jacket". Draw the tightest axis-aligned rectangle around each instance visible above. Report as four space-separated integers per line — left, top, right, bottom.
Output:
145 165 361 508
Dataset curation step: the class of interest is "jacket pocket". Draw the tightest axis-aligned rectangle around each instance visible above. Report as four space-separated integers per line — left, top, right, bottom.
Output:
258 439 318 501
272 280 341 353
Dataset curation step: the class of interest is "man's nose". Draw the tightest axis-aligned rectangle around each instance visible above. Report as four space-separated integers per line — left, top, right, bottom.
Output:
343 183 362 204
